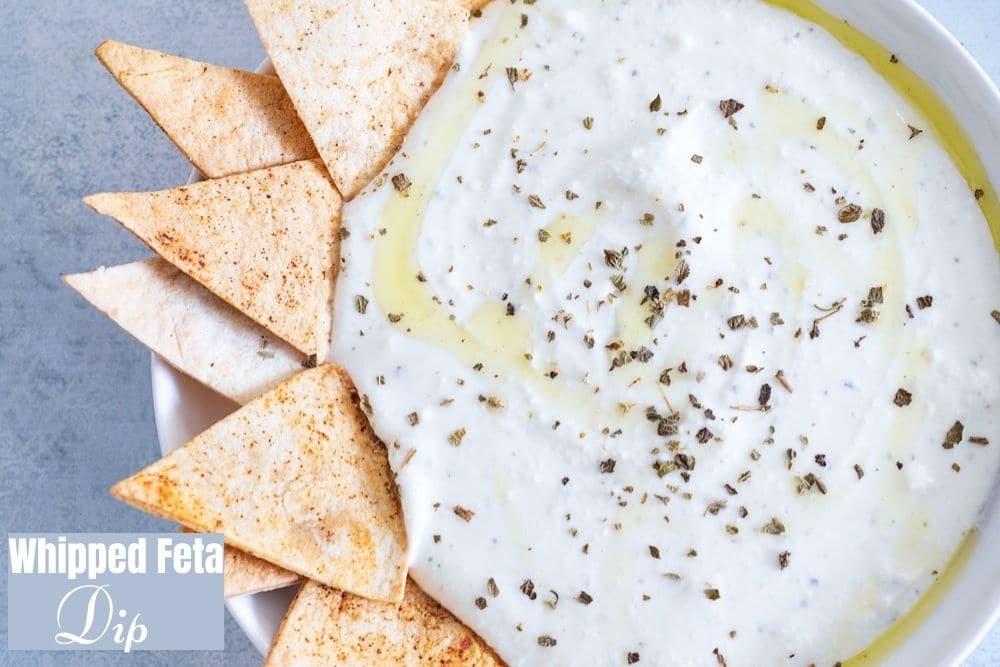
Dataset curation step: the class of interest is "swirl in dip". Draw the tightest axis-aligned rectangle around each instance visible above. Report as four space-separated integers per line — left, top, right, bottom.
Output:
332 0 1000 663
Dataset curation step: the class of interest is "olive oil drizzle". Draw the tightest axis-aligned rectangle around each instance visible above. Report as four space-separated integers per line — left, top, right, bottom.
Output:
766 2 995 662
767 0 999 251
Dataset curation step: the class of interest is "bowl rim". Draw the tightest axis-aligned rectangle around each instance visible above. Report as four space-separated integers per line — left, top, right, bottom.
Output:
149 0 1000 662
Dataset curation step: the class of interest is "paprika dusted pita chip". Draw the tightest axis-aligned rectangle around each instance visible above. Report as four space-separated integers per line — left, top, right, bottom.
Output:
266 580 501 666
112 365 407 602
84 159 339 356
96 39 317 178
245 0 467 198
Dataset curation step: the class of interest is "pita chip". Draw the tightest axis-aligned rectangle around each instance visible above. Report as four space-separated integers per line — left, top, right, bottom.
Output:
64 258 305 405
84 159 340 357
265 581 501 666
112 365 408 602
244 0 468 198
96 39 317 178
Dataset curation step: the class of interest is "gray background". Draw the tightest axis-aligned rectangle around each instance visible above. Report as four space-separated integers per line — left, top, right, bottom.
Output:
0 1 997 665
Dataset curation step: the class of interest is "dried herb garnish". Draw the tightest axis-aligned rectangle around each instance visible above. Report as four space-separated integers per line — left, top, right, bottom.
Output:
528 194 546 209
837 203 862 223
675 259 690 284
301 354 318 368
970 436 990 446
479 394 506 409
893 388 912 407
475 597 487 610
520 579 537 600
391 173 411 192
604 248 625 269
648 545 661 559
801 472 827 495
487 578 500 597
691 154 704 164
354 294 369 314
942 421 964 449
871 208 885 234
916 295 933 309
406 412 419 426
816 116 826 130
583 116 594 130
775 370 793 393
674 452 696 471
908 124 923 139
778 551 791 570
758 384 772 408
993 310 1000 325
576 590 593 604
649 94 662 112
856 287 882 324
506 66 519 89
448 428 467 447
627 652 641 664
975 188 985 200
718 354 734 371
761 517 786 535
537 635 557 648
704 588 721 601
537 229 550 242
785 448 796 471
600 458 617 473
719 98 744 118
705 500 726 516
696 427 713 444
854 464 865 479
453 505 475 522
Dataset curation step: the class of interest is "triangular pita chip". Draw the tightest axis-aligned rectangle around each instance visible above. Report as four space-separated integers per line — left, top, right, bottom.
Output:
112 365 407 602
84 159 340 356
266 580 501 666
96 40 317 178
64 258 304 405
245 0 468 198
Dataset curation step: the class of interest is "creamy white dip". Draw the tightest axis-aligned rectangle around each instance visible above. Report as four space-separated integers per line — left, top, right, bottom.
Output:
331 0 1000 663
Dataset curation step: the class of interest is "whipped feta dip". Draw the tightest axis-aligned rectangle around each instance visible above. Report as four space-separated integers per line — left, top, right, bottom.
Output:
331 0 1000 664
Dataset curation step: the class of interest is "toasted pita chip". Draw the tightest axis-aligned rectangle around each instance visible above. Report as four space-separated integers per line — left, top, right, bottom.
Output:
96 40 317 178
112 365 407 602
64 258 304 405
84 159 340 356
266 580 501 666
245 0 468 199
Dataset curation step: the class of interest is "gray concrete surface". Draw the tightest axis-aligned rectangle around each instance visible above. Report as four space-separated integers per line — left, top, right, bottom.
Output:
0 1 997 665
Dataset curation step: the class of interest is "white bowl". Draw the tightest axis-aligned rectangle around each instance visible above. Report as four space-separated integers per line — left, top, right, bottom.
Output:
150 0 1000 662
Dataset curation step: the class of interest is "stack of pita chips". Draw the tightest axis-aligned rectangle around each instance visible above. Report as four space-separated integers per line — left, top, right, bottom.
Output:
66 0 502 662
